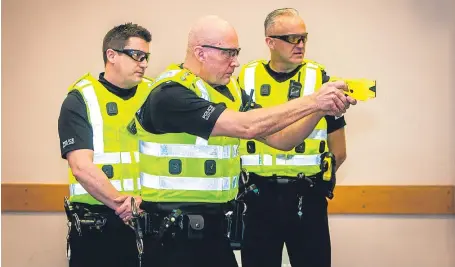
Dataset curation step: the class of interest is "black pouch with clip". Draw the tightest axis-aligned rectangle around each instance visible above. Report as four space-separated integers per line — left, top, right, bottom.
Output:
184 214 205 240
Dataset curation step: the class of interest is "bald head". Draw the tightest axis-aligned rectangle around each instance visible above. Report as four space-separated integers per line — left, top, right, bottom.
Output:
187 15 237 49
183 15 240 86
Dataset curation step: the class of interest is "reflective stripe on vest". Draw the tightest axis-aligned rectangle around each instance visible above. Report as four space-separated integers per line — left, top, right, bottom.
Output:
141 173 239 191
70 178 141 196
244 64 258 102
140 141 233 159
241 154 322 166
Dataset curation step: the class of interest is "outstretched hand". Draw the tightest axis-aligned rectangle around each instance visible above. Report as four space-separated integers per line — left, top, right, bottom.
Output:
313 80 357 116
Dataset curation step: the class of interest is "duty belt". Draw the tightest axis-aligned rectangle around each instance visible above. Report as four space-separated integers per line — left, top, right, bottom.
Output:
64 197 108 260
64 197 108 236
249 152 337 199
135 208 207 244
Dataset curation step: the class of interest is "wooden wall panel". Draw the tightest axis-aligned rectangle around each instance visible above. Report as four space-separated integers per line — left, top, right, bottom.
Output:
2 183 454 214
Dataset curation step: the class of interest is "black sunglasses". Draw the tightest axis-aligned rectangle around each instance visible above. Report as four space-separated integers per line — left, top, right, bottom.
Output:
268 33 308 45
201 45 241 58
112 49 150 62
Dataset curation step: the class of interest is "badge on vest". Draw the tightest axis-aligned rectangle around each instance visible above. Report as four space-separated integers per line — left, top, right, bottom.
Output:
288 80 302 100
260 84 271 96
127 120 137 135
204 160 216 176
169 159 182 175
102 165 114 178
246 141 256 154
295 142 305 153
106 102 118 116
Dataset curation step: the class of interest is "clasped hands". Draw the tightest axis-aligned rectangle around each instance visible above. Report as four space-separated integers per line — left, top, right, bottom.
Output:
113 195 143 223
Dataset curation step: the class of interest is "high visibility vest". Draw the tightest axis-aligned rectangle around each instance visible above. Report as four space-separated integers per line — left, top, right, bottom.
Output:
237 59 328 177
136 64 242 203
67 73 153 205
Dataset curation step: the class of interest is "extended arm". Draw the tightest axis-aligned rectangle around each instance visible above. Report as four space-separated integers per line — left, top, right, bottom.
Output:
142 81 354 150
255 111 325 150
212 81 354 149
212 96 321 143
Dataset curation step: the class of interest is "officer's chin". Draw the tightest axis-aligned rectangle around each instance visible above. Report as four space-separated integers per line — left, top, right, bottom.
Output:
221 74 232 85
290 53 304 62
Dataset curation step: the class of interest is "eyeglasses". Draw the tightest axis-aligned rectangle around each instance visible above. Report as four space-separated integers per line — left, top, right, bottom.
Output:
268 33 308 45
201 45 241 58
112 49 150 62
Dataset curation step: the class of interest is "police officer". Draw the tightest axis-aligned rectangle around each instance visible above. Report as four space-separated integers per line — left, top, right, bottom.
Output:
132 15 355 267
58 22 153 267
237 8 347 267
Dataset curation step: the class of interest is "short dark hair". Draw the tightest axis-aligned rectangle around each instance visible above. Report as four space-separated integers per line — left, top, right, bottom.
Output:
264 8 299 36
102 22 152 64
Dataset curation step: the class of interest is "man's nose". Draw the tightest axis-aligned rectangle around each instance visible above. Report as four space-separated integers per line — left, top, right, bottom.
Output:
139 59 149 68
231 57 240 68
296 39 305 48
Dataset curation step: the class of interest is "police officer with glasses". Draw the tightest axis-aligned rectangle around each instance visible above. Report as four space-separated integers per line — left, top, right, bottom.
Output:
237 8 348 267
130 15 355 267
58 22 153 267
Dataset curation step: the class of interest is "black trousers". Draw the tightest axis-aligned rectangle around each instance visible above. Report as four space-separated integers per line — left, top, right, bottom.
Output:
141 212 238 267
68 204 139 267
241 174 331 267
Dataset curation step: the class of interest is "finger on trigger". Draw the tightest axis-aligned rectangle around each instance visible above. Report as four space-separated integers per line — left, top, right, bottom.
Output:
347 96 357 105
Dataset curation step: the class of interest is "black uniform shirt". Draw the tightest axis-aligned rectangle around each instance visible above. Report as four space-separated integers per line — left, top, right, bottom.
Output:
137 78 250 139
58 73 138 159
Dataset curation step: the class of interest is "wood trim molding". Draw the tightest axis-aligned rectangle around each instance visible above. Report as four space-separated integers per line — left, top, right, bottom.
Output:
1 183 454 214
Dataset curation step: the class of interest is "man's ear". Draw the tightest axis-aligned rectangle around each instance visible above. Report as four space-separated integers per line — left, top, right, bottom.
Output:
194 46 206 62
265 37 275 50
106 49 117 63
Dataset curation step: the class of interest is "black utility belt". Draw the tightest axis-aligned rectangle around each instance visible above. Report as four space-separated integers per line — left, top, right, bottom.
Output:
249 172 336 199
65 206 110 235
137 209 211 241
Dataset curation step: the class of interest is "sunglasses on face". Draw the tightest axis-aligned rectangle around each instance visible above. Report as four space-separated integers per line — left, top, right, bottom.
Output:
268 33 308 45
112 49 150 62
201 45 241 58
